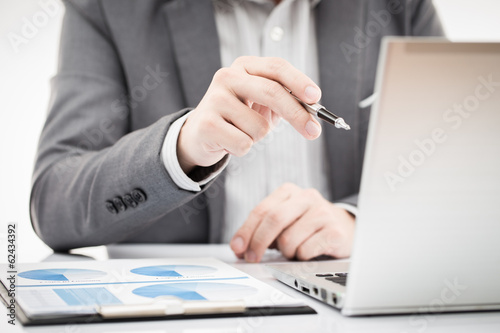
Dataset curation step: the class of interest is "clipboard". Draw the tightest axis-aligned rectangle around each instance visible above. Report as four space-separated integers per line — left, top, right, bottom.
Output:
0 257 315 326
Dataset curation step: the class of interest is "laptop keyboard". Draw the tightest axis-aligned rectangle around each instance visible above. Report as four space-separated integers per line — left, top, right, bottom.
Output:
316 272 348 286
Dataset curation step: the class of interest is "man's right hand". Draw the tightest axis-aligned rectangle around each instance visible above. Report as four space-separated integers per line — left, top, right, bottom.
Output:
177 56 323 173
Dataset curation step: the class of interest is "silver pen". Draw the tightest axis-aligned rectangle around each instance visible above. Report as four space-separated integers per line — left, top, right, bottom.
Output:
285 88 351 130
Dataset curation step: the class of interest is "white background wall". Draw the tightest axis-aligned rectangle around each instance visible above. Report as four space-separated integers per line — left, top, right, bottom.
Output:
1 0 500 263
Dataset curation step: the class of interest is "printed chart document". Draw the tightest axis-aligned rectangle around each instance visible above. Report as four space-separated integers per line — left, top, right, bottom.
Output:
0 257 314 325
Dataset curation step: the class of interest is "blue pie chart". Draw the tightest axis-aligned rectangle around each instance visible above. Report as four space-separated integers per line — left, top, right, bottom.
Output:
130 265 217 277
132 282 257 300
18 269 106 281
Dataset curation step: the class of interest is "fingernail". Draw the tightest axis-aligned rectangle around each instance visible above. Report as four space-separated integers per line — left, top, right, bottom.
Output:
231 236 244 252
305 120 321 137
305 85 320 102
245 250 257 263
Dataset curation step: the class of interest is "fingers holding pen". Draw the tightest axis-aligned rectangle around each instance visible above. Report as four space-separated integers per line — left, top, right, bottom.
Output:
231 56 322 139
229 74 322 139
177 56 323 173
231 56 322 104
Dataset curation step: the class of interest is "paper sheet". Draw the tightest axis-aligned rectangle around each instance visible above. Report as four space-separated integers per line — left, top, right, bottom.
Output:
1 257 304 318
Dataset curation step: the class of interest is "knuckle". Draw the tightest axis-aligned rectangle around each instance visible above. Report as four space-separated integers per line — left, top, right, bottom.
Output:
289 105 306 124
251 205 267 220
232 56 253 67
295 246 309 261
208 90 230 106
317 203 333 216
191 113 216 137
203 116 218 132
281 182 298 192
329 225 344 240
213 67 233 82
304 188 321 199
267 57 288 75
231 57 243 67
266 210 284 229
234 137 253 157
290 72 303 86
317 234 337 256
324 244 340 258
263 81 285 99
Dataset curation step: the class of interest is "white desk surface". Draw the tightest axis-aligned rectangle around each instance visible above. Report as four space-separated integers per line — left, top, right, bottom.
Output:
3 244 500 333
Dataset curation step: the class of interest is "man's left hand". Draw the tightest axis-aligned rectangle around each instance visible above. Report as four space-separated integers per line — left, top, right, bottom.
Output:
230 183 356 262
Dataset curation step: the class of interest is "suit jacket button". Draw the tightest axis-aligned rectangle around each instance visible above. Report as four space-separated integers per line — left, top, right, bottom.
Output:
131 189 147 203
123 194 138 208
105 201 118 214
112 197 127 212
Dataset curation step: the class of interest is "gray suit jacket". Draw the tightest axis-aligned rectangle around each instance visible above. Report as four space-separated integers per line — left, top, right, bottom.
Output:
31 0 444 251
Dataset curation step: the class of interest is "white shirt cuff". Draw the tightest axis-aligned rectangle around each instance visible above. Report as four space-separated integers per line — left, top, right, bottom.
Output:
334 203 359 217
161 111 229 192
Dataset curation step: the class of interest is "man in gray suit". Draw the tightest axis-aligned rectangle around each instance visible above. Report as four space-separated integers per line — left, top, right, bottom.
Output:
31 0 443 261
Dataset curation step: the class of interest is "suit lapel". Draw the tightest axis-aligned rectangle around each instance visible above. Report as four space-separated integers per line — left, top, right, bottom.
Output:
162 0 221 107
163 0 225 242
316 0 365 200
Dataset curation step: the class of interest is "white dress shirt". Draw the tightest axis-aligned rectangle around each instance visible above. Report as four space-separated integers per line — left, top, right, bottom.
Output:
162 0 355 243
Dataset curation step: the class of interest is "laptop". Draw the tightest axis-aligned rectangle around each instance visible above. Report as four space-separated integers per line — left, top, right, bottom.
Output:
267 38 500 316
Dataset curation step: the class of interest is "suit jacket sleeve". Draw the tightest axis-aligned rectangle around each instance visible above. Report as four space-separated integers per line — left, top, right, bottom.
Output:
30 1 209 251
335 0 445 208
